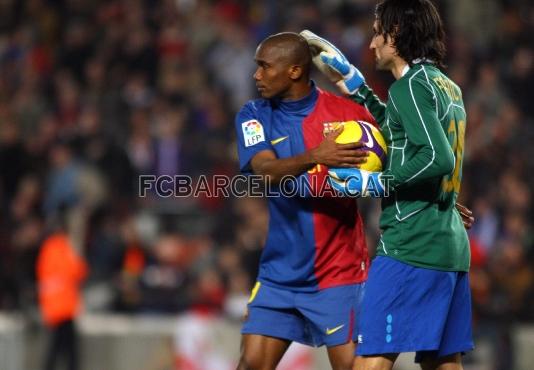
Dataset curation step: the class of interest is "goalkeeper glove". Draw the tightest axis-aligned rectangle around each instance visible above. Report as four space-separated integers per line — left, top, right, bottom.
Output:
328 168 385 197
300 30 365 95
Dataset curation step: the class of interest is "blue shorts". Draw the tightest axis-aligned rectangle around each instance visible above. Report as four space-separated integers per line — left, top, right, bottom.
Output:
356 256 474 361
242 282 365 347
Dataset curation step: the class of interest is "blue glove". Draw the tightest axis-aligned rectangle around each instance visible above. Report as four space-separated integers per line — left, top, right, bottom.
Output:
319 53 365 95
328 168 385 197
300 30 365 95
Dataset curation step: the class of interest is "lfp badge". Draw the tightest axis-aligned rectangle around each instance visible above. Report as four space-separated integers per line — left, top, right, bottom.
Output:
242 120 265 147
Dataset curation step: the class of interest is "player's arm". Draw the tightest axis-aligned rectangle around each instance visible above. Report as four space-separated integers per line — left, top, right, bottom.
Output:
300 30 387 125
383 80 455 190
327 79 455 198
250 128 367 184
250 150 312 184
329 80 454 197
235 103 367 185
348 83 387 126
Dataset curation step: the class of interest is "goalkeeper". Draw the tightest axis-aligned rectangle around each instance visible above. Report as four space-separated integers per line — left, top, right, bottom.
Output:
301 0 474 369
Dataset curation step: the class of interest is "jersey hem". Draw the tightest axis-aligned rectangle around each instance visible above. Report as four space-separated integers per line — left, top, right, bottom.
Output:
257 277 366 292
357 342 474 357
375 254 470 272
317 278 367 290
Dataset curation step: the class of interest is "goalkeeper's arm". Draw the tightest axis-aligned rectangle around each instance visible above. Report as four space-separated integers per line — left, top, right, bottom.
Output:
300 30 387 125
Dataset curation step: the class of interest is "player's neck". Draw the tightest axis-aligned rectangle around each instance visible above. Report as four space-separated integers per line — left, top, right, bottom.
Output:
282 81 313 101
391 58 409 80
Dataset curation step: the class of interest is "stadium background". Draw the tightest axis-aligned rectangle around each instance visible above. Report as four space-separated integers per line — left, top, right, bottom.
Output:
0 0 532 369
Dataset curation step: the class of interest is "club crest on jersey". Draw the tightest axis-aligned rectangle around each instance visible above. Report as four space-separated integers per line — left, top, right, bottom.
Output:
242 120 265 147
323 122 340 136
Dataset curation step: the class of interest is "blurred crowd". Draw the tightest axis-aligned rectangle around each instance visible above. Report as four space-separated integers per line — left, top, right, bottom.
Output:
0 0 532 366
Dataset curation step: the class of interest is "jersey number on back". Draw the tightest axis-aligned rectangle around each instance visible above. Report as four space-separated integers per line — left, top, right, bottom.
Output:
442 119 465 194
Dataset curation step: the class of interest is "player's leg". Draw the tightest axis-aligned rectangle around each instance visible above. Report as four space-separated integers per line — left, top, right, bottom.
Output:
356 257 462 367
326 342 355 370
239 282 312 369
298 283 365 370
236 334 291 370
417 272 473 370
352 353 398 370
419 353 462 370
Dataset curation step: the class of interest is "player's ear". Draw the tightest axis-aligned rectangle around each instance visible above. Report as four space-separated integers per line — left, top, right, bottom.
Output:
388 25 399 46
288 65 303 80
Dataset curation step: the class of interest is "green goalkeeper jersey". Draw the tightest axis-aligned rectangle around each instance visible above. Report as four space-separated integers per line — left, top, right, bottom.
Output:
352 62 470 272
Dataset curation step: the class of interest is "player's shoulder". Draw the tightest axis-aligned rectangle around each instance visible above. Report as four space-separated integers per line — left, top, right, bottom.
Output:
237 98 270 118
316 87 376 125
317 88 370 115
317 88 351 105
236 99 273 132
390 65 435 99
389 78 414 101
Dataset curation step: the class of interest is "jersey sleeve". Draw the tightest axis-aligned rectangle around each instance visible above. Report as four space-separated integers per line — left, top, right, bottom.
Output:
384 79 455 189
235 102 272 175
349 83 387 126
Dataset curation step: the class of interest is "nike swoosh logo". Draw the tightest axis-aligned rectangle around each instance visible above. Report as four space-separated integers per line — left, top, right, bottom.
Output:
271 136 288 145
360 122 375 148
326 324 345 335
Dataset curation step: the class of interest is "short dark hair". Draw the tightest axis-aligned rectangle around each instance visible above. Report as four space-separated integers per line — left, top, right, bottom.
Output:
261 32 312 79
375 0 446 68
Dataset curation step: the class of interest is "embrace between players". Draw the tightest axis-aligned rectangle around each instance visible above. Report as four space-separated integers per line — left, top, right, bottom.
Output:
234 1 475 370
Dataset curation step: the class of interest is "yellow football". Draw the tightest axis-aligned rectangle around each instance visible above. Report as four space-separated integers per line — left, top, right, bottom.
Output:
334 120 387 172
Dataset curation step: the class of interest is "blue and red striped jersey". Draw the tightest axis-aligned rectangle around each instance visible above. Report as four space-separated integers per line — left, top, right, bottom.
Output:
235 84 374 291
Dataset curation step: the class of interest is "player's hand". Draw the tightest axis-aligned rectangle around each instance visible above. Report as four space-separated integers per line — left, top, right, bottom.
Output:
300 30 365 95
328 167 385 197
456 202 475 229
310 126 368 167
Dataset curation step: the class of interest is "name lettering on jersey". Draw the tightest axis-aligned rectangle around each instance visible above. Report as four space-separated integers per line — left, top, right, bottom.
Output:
242 120 265 147
433 76 461 101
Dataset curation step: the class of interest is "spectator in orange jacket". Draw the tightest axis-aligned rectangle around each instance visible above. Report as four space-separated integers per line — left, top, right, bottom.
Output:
37 213 88 370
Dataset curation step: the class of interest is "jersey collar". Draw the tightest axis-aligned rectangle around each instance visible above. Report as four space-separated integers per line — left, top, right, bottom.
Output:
402 58 436 78
401 64 410 77
413 58 435 65
273 81 318 114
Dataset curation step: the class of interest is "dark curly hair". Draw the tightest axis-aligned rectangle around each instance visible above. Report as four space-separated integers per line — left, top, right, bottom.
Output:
375 0 446 68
